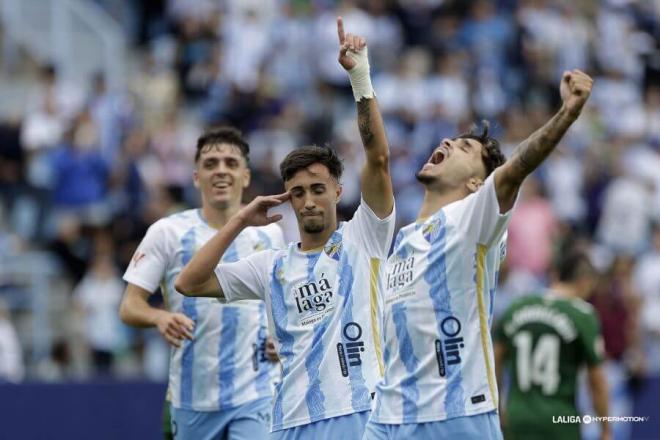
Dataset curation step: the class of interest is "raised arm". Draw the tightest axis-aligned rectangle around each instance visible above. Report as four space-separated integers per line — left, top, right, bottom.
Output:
175 193 289 297
337 17 394 219
494 70 593 212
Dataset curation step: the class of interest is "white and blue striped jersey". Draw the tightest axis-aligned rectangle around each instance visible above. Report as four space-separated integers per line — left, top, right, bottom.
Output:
214 201 395 431
372 174 512 424
123 209 285 411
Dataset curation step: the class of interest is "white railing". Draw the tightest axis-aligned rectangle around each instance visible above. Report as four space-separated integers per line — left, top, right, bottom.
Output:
0 0 126 89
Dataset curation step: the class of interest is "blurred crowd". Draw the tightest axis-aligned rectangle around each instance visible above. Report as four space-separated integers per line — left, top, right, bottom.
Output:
0 0 658 406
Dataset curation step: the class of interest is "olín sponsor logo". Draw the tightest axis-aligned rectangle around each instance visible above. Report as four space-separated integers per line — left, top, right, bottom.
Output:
436 316 465 377
337 322 365 377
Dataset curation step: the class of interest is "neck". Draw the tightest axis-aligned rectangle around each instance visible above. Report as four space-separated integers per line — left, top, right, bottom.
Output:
417 187 469 221
298 220 337 252
201 201 240 230
548 282 578 299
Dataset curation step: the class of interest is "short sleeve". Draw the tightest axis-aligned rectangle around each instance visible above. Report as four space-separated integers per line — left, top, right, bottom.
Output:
456 174 514 248
264 223 286 250
123 219 171 292
215 250 276 302
342 199 396 258
578 311 605 366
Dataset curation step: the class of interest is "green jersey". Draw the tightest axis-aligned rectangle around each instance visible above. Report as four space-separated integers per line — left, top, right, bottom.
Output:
494 293 604 440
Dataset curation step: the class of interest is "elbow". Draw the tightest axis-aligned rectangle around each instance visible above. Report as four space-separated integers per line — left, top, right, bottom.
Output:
174 277 192 296
370 152 390 170
118 297 133 325
118 301 129 324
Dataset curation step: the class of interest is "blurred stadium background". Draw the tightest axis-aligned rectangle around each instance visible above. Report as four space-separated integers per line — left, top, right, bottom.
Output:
0 0 658 438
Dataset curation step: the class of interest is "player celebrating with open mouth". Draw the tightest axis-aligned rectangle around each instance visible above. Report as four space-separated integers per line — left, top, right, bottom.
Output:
365 69 593 439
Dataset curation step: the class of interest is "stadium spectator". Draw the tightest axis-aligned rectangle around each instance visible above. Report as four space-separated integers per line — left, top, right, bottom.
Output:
0 300 23 383
73 251 127 377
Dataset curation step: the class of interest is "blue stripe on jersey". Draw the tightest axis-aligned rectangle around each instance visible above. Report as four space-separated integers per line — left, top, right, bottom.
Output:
217 240 240 407
304 252 326 422
271 255 293 429
489 270 499 327
255 302 272 399
337 250 370 411
180 228 198 407
219 307 238 407
257 229 273 249
423 211 465 418
392 302 420 423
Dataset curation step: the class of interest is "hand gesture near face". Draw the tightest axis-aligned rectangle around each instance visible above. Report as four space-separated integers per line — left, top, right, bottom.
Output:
237 193 290 227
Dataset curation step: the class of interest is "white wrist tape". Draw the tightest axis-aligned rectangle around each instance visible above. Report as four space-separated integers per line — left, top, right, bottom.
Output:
347 46 375 102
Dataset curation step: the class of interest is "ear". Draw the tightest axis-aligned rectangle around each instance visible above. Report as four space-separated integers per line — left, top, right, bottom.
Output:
466 178 483 194
242 168 251 188
335 184 343 203
193 168 200 190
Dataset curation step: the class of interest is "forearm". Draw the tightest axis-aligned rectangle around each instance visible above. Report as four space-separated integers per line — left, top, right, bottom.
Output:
507 104 578 183
119 292 164 328
176 215 244 294
356 97 394 217
357 98 388 162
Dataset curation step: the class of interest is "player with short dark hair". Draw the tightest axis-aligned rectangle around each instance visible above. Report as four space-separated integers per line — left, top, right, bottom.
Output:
279 145 343 183
493 250 610 440
120 126 284 440
175 18 395 440
363 67 594 439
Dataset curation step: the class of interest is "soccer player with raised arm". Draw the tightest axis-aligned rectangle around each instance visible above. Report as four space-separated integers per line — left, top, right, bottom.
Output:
364 70 594 440
120 127 284 440
175 18 395 440
494 250 610 440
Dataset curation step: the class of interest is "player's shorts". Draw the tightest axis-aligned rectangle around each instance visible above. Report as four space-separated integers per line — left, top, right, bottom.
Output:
363 410 503 440
171 397 271 440
271 410 370 440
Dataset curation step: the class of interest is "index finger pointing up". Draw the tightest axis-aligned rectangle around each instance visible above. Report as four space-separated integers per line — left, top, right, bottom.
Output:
337 16 345 43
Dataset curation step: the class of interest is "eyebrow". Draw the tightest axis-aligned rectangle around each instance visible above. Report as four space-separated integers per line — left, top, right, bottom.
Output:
289 182 327 191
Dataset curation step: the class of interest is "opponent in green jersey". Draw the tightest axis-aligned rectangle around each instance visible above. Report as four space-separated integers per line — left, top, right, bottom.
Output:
494 251 610 440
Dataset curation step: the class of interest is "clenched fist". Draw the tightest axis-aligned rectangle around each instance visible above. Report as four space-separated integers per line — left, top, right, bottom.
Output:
560 69 593 118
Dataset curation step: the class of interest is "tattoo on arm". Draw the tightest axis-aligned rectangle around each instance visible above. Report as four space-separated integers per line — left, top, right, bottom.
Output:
357 99 374 147
509 107 577 182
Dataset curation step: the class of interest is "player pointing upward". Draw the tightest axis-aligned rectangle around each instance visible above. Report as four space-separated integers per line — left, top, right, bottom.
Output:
176 18 395 440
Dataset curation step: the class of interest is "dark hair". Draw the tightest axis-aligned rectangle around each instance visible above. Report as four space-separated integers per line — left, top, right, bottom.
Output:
556 250 595 282
279 145 343 182
457 120 506 177
195 126 250 163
